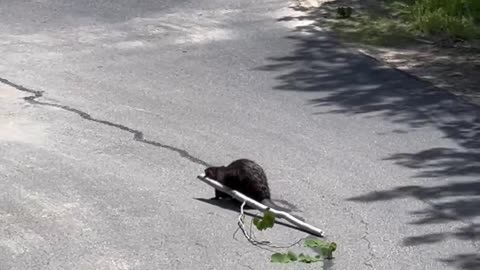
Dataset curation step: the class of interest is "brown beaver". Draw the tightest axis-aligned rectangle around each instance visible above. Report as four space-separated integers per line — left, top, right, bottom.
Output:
204 159 293 212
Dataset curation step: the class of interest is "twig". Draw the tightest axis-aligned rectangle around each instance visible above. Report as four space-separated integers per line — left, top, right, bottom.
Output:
197 174 325 237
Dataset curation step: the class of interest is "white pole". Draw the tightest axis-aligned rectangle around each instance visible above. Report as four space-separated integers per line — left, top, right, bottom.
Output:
197 174 325 237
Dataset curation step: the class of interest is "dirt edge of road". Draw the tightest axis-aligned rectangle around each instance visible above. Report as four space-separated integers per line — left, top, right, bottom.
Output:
293 0 480 107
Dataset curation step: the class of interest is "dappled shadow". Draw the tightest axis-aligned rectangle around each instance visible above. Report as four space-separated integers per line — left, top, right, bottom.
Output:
440 253 480 270
385 148 480 177
257 1 480 269
348 183 479 248
325 0 480 101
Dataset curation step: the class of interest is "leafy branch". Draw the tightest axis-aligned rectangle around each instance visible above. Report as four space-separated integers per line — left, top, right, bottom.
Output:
250 210 338 265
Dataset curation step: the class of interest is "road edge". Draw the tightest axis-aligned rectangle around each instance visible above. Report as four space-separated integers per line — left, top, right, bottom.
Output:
294 0 480 108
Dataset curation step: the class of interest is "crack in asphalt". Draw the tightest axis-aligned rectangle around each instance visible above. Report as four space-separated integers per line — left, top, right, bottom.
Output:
341 205 376 269
359 218 376 270
0 77 211 167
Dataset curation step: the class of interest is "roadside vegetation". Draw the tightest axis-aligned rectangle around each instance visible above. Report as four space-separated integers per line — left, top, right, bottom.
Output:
330 0 480 46
310 0 480 106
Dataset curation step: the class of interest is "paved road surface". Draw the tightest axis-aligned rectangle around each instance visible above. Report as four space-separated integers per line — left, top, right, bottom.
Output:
1 0 479 269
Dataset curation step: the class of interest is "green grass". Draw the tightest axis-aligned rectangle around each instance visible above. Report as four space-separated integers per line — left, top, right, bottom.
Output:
409 0 480 39
330 0 480 46
332 14 415 46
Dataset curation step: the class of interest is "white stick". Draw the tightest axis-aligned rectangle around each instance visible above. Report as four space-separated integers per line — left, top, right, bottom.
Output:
197 174 325 237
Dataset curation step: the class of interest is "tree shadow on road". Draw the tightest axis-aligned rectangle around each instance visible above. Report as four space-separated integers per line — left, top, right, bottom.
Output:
255 2 480 269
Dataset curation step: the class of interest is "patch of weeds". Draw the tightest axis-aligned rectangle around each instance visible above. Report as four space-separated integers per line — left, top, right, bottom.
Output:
325 0 480 46
409 0 480 40
329 1 416 47
332 15 414 46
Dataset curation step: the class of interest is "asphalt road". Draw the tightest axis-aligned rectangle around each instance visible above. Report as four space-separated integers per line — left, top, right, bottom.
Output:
1 0 479 269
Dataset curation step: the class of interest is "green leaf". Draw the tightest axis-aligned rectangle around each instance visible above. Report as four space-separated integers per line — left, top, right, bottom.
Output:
329 242 337 252
253 216 268 231
252 217 261 227
253 211 276 231
304 239 326 248
262 211 276 228
329 243 338 258
270 253 285 263
320 246 332 258
319 242 337 259
271 253 293 263
255 220 266 230
287 251 297 261
304 239 338 258
298 253 322 263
